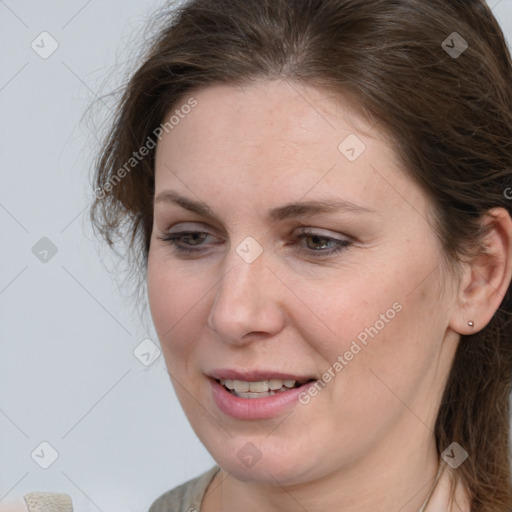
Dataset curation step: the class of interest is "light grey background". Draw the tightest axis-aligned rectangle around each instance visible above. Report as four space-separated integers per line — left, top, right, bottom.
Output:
1 1 511 510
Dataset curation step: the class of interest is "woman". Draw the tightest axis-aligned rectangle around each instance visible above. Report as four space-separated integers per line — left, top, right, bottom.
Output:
90 0 512 510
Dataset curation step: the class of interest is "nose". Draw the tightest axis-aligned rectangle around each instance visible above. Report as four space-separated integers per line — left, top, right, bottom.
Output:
207 249 286 346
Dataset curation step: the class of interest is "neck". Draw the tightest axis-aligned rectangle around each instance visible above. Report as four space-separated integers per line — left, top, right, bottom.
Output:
423 464 470 512
204 431 443 512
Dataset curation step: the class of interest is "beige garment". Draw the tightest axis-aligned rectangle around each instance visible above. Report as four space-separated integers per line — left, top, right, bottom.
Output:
148 466 220 512
23 493 73 512
0 493 73 512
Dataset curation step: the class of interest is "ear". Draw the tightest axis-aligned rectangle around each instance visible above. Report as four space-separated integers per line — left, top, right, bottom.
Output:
450 207 512 335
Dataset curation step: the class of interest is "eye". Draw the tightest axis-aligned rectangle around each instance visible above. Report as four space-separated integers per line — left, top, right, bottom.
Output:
292 229 352 256
156 230 218 254
155 226 353 258
169 232 209 246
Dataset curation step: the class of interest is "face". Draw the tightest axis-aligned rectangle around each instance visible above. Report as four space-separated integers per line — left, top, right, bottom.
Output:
147 80 460 485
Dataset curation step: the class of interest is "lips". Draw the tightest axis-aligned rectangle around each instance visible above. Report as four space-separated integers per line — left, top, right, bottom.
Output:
207 369 318 419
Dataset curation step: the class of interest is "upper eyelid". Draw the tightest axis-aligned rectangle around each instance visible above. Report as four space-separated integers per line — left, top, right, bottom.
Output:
162 226 351 245
295 226 350 239
163 222 348 236
163 222 222 236
162 229 349 245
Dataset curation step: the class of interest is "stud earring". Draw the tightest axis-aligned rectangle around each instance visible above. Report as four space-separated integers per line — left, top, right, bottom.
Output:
468 321 475 327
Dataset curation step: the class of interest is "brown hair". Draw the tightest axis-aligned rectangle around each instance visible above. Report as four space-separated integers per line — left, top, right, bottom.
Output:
90 0 512 509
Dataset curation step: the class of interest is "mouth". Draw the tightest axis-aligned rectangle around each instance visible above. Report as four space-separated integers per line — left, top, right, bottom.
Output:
208 369 318 419
216 377 314 398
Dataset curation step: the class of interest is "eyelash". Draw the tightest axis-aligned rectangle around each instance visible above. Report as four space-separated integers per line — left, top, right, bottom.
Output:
156 230 352 257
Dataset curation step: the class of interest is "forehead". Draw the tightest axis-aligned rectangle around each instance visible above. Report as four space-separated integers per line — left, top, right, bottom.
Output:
153 80 419 218
156 80 376 160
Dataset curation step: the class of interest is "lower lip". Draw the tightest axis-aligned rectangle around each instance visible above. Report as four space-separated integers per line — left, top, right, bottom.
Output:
209 378 317 420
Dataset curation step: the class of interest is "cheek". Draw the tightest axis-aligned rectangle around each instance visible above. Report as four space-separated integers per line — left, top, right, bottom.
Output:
146 255 207 362
290 254 444 407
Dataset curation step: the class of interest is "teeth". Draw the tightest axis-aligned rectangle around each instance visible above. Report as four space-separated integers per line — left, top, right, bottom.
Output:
219 378 299 394
268 379 284 390
249 380 269 392
232 380 249 392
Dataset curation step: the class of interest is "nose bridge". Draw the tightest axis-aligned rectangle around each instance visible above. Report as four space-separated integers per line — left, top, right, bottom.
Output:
207 247 283 343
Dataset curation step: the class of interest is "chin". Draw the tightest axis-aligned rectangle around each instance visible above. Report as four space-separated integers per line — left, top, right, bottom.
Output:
205 435 322 486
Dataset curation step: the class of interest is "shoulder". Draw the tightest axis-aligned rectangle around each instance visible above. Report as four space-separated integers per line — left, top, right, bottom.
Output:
148 465 220 512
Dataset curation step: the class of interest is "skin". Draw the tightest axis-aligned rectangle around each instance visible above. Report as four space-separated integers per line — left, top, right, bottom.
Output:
147 80 512 512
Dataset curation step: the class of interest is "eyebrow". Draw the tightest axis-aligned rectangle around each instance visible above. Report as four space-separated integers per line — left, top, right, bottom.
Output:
154 190 377 223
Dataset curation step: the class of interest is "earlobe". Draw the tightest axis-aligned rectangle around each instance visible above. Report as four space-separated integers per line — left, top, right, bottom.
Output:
449 207 512 335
